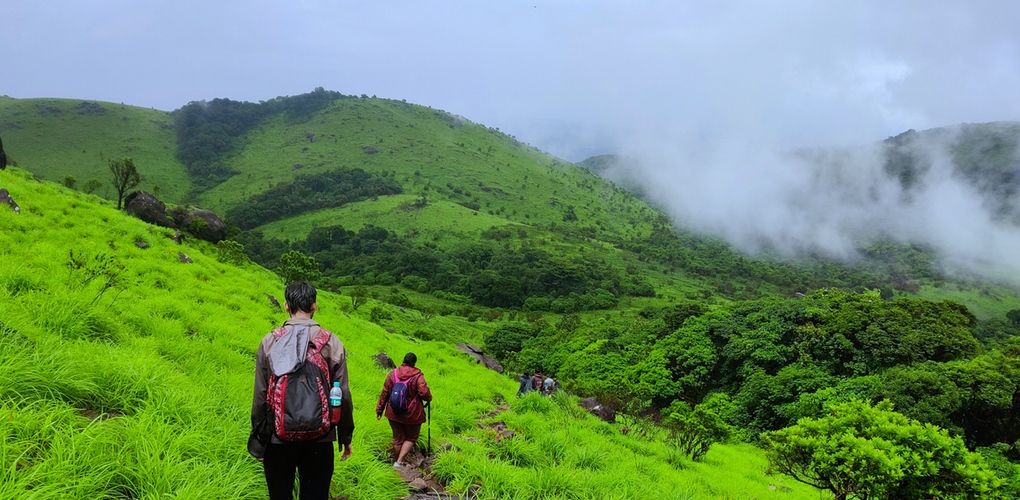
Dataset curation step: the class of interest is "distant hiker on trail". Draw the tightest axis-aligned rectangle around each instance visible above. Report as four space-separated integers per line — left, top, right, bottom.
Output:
532 372 544 394
376 352 432 468
543 376 555 395
517 372 532 396
251 281 354 500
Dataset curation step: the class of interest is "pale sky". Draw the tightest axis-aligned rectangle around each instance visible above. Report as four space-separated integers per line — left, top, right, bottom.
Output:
3 0 1019 160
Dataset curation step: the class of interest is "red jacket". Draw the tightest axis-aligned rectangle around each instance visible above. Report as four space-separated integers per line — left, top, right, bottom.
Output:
376 365 432 424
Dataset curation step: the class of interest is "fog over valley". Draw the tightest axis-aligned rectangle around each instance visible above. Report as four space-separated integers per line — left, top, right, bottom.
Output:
604 123 1020 285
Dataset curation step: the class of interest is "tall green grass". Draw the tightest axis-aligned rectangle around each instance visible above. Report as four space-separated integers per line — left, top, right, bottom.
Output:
430 391 816 499
0 167 829 499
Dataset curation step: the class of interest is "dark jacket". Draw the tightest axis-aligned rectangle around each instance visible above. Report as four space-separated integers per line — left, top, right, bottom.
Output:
376 365 432 425
251 318 355 445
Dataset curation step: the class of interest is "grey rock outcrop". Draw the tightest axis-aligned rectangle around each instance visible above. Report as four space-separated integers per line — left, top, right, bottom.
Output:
124 191 175 228
374 352 396 370
172 209 228 243
0 189 20 213
579 397 616 423
455 343 504 373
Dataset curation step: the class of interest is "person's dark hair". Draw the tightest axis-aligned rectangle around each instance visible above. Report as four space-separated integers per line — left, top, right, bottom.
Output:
284 281 317 314
403 352 417 367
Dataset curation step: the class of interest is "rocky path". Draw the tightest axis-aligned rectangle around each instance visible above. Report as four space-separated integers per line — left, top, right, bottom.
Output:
390 404 511 500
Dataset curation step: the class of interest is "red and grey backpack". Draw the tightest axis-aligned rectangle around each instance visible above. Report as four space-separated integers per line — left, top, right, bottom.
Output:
266 327 334 441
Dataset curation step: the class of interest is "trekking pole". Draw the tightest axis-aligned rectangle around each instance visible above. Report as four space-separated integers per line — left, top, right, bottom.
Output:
427 400 432 456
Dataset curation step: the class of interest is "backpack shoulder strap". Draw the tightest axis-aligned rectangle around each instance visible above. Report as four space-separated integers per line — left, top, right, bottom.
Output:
309 328 329 353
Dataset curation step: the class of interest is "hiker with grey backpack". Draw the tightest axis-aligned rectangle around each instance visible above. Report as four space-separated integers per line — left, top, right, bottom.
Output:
249 282 354 500
376 352 432 468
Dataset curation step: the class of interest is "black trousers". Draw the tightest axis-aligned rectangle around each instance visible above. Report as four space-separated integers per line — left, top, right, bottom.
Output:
263 442 334 500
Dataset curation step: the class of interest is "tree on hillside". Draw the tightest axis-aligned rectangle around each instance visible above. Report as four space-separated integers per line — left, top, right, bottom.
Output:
109 157 141 210
276 250 319 285
763 399 1002 500
662 395 734 461
349 286 368 311
82 178 102 195
1006 308 1020 327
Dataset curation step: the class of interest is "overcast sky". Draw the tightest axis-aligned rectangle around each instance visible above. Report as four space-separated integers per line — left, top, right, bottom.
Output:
5 0 1019 160
5 1 1020 282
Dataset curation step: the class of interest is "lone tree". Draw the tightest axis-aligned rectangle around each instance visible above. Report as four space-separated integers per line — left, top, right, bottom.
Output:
763 399 1002 499
109 157 141 209
662 395 733 462
276 250 319 285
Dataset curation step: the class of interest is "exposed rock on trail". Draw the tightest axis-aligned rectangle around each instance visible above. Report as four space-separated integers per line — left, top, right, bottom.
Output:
388 405 511 500
393 450 450 499
374 352 397 369
455 343 503 373
579 397 616 423
0 189 20 213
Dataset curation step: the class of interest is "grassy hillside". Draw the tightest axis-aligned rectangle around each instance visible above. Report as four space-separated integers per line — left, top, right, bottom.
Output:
0 167 829 499
0 96 192 200
199 97 657 244
8 94 1020 320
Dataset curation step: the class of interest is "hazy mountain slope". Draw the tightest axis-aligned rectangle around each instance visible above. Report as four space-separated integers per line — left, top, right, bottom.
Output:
0 96 192 200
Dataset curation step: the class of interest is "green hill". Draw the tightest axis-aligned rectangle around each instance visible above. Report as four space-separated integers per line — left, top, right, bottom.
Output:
5 92 1020 321
0 96 192 200
0 167 832 499
3 91 1019 497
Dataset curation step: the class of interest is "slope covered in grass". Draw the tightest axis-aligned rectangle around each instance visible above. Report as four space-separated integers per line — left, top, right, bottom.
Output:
0 168 825 499
197 97 658 245
0 96 191 200
8 94 1020 320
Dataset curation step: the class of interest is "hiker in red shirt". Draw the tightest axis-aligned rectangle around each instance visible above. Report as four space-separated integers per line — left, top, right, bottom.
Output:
376 353 432 467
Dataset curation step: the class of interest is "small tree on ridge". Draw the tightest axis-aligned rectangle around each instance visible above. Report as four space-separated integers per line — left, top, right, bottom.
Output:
109 157 141 210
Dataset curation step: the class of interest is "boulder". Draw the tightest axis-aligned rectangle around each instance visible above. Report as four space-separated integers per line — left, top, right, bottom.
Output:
266 294 282 311
374 352 396 370
173 209 228 243
178 252 192 263
455 343 504 373
124 191 175 228
0 189 20 213
579 397 616 423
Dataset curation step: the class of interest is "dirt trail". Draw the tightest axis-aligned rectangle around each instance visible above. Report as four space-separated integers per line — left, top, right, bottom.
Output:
389 404 511 500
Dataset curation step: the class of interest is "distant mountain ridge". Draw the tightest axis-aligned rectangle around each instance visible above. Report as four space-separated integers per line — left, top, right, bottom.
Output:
4 92 1020 318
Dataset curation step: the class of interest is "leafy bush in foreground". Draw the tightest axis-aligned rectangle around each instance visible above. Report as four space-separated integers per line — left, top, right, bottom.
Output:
763 400 1002 499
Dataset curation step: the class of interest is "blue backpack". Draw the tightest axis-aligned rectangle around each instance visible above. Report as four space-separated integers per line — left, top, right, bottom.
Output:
388 372 412 414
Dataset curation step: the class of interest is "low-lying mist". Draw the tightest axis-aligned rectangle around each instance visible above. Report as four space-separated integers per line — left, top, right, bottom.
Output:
604 122 1020 286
